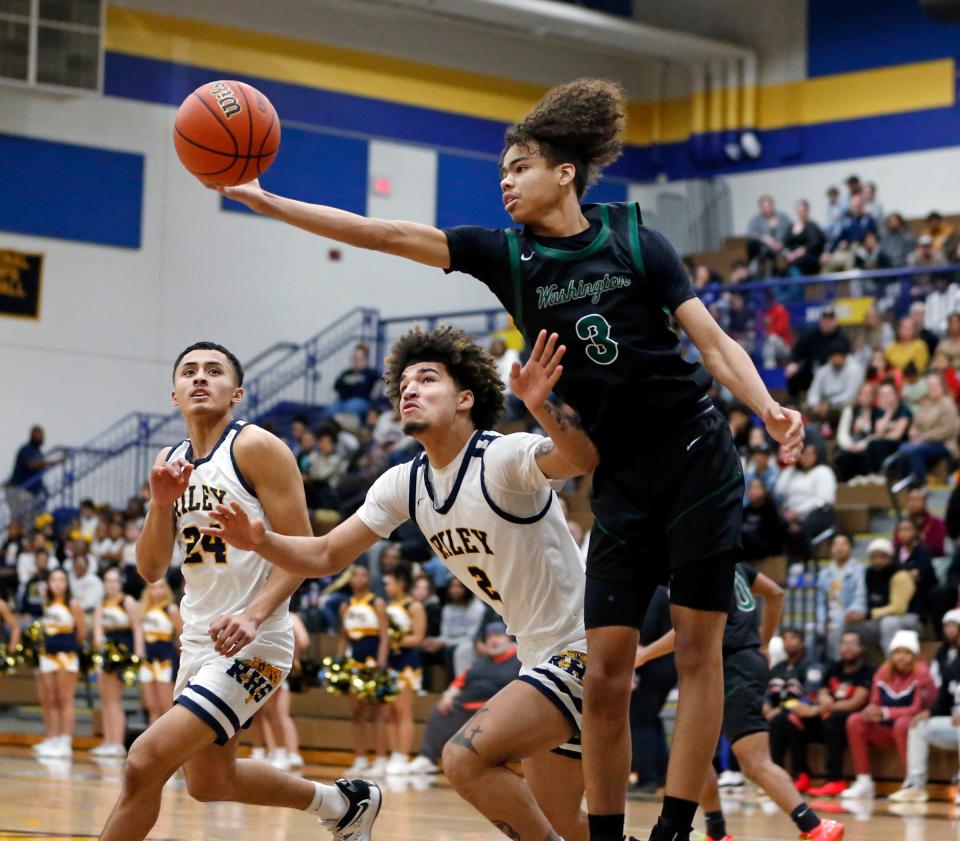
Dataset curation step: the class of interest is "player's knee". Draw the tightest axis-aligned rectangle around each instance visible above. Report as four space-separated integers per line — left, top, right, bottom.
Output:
185 771 232 803
440 739 482 789
123 741 166 795
673 632 718 675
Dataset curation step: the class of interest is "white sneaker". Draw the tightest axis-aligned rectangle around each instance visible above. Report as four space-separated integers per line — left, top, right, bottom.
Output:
385 752 409 775
287 751 305 768
889 785 928 802
31 737 53 754
36 737 70 759
323 778 382 841
91 742 124 757
268 748 290 771
250 746 267 761
404 755 440 775
717 769 745 788
841 776 875 799
367 756 387 776
344 756 370 776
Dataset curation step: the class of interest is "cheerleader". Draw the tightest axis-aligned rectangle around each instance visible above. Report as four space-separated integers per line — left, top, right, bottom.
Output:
92 568 143 757
383 562 426 775
339 565 389 776
34 568 86 758
138 578 181 724
262 610 310 770
0 599 20 650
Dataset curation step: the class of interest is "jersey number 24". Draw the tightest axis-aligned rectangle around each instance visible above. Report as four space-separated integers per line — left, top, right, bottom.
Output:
182 526 228 565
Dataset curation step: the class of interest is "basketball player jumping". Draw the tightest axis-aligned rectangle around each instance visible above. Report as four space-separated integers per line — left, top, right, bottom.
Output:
636 565 844 841
98 341 379 841
203 326 598 841
218 78 804 841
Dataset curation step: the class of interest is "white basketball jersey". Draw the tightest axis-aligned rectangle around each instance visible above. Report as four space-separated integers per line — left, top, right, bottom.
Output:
356 430 586 668
167 420 290 647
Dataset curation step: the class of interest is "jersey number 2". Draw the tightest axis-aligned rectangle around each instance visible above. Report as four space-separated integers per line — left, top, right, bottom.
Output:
467 565 502 603
575 314 619 365
183 526 228 565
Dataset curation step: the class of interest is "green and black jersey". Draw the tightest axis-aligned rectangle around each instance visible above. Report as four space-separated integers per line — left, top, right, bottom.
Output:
444 202 713 456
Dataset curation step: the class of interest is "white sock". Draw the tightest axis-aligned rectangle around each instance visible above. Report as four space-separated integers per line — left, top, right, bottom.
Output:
306 782 350 820
857 774 872 783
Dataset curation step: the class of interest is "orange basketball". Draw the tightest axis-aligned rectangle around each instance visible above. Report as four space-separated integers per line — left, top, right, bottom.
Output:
173 80 281 187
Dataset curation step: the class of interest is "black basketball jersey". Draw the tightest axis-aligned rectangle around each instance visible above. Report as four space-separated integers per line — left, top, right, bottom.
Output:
722 563 761 654
444 202 713 454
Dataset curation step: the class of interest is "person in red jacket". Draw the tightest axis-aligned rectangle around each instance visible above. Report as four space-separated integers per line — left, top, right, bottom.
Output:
894 488 947 557
841 629 936 799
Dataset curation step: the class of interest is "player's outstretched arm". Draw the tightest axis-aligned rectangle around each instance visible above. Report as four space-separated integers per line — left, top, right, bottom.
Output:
510 329 600 478
635 629 677 668
202 503 380 580
137 448 190 584
218 179 451 268
676 297 805 462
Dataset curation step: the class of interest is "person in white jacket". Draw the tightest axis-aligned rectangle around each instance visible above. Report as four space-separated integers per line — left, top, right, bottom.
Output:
775 443 838 560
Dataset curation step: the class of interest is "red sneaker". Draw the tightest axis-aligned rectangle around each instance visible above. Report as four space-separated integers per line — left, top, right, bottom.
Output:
800 818 845 841
795 772 812 793
808 781 848 797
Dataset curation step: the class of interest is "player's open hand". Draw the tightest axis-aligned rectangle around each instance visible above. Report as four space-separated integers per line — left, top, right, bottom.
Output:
209 612 258 657
509 329 566 410
150 458 193 507
214 178 266 211
200 501 266 550
761 403 804 463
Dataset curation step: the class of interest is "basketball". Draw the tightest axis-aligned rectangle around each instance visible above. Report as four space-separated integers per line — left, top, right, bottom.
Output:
173 80 280 187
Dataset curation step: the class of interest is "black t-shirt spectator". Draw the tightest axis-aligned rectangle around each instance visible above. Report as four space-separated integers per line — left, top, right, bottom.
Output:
8 442 44 488
723 563 761 654
767 657 823 707
791 325 851 370
901 544 937 618
334 367 380 401
822 660 874 701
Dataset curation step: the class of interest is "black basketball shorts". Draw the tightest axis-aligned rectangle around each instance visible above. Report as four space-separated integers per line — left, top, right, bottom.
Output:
584 406 743 629
721 647 770 745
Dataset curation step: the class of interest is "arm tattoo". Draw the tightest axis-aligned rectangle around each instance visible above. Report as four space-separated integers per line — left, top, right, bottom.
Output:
493 822 521 841
448 706 489 755
534 439 556 458
542 401 581 432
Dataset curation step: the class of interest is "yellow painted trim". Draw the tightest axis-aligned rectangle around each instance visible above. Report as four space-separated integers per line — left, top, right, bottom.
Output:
105 6 955 148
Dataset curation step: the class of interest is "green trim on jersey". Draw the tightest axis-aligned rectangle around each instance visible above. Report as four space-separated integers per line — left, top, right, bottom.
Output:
593 517 628 547
666 470 744 532
627 202 646 278
530 204 611 260
504 227 526 338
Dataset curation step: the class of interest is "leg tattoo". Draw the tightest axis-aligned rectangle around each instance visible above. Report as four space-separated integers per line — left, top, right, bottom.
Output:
449 707 489 755
493 821 521 840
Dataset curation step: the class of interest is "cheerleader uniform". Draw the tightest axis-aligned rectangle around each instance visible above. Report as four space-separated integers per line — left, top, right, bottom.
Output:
40 600 78 673
100 595 134 653
387 597 423 692
343 593 381 665
140 604 176 684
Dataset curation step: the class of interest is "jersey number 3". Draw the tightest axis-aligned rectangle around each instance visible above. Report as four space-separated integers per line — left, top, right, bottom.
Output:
575 314 619 365
467 565 502 603
182 526 228 565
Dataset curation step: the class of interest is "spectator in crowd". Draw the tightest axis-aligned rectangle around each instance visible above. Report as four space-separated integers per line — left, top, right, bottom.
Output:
909 301 941 359
422 577 487 677
862 381 913 473
775 443 837 560
67 548 104 616
896 517 938 619
817 534 867 659
120 521 143 598
862 181 883 223
891 373 959 487
901 363 928 415
765 627 823 790
822 194 878 272
842 629 935 800
864 348 897 389
295 429 317 475
929 609 960 688
78 499 99 540
305 427 348 510
4 425 64 517
747 195 792 274
327 343 381 420
806 347 864 419
785 307 851 396
896 488 947 558
931 350 960 402
741 478 784 562
834 382 882 481
853 308 894 369
909 234 946 270
824 186 845 242
761 291 794 367
17 547 52 619
922 212 957 254
631 586 677 792
880 212 916 268
286 415 308 452
930 551 960 639
852 538 922 654
405 622 520 775
935 313 960 370
411 574 442 639
806 631 875 797
923 276 960 338
885 318 930 374
782 199 825 275
488 338 521 420
744 440 780 497
844 174 862 202
853 231 891 271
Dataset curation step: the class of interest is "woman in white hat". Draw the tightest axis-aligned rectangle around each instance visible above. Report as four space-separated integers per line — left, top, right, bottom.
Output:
841 629 935 799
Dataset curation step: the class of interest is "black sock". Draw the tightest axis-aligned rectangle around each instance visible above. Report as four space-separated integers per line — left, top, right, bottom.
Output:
705 810 727 840
648 796 698 841
789 803 820 833
588 813 624 841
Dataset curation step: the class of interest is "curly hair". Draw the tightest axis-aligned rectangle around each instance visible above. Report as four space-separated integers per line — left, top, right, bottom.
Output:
501 78 626 198
383 326 505 431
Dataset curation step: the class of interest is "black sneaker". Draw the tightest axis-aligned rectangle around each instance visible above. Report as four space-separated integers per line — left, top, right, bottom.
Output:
324 778 382 841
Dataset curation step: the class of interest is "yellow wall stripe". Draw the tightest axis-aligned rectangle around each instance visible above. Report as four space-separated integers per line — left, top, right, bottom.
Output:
105 6 956 148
